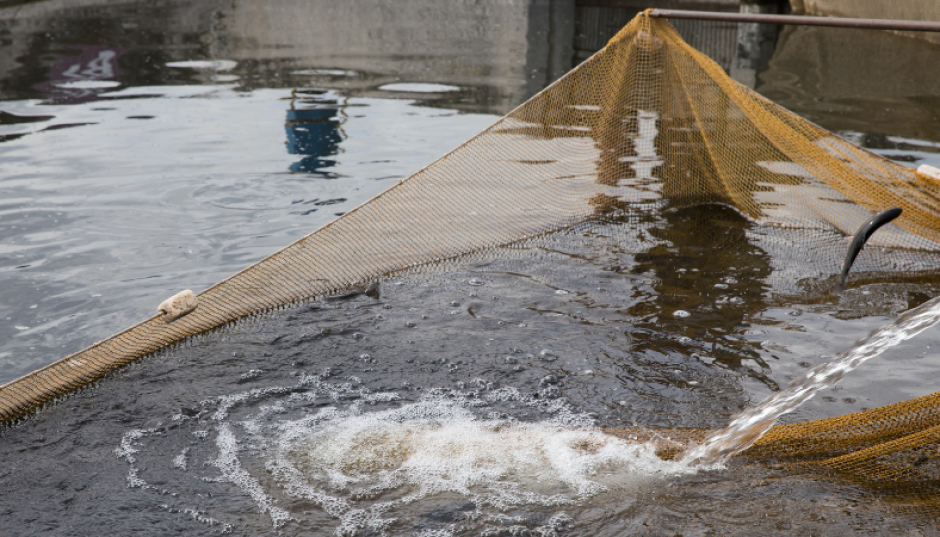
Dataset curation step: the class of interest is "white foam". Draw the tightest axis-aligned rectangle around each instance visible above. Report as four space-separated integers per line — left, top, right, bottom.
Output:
211 424 292 527
269 398 687 525
116 375 688 535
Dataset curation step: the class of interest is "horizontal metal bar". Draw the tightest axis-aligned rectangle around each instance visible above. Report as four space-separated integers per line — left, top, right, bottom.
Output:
648 9 940 32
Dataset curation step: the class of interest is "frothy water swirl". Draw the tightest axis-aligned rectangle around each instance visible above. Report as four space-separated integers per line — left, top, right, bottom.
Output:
111 295 940 534
115 374 693 536
679 295 940 466
278 400 687 531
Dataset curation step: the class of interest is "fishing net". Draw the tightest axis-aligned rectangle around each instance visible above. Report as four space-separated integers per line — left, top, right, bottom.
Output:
3 9 940 525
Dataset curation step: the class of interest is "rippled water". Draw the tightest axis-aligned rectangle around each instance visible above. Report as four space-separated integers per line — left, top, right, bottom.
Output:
3 1 940 536
681 295 940 466
0 84 496 381
4 207 940 535
2 0 940 385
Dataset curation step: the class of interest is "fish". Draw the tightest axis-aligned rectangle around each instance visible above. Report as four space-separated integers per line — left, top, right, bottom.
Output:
834 207 902 293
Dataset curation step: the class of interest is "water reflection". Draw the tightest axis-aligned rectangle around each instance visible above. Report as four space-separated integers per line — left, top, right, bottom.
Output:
3 4 940 533
1 0 940 388
630 205 775 387
284 90 343 174
34 46 123 103
760 25 940 152
0 0 579 114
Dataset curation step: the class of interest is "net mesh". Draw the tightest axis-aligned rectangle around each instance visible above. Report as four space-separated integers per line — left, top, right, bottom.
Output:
3 9 940 513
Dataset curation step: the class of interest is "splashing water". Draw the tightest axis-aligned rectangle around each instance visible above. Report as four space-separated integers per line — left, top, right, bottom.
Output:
679 295 940 466
272 397 690 533
114 372 695 536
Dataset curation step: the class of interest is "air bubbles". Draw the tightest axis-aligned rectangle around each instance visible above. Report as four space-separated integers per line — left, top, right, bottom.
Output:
538 349 557 362
672 310 691 318
352 332 364 340
449 301 460 307
505 356 518 364
405 321 417 328
539 385 561 399
722 277 738 284
729 297 744 304
555 289 569 295
468 278 485 286
713 283 728 289
239 369 263 382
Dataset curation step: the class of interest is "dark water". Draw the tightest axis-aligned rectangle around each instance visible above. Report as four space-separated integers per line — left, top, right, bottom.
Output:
3 206 940 535
3 1 940 535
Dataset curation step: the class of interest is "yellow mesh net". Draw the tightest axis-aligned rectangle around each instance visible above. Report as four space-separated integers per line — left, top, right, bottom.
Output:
2 10 940 511
607 390 940 490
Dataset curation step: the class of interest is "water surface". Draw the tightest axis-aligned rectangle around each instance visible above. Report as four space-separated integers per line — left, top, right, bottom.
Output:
2 1 940 535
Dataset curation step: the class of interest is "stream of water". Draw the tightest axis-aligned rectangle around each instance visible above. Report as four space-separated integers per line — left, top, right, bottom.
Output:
680 295 940 466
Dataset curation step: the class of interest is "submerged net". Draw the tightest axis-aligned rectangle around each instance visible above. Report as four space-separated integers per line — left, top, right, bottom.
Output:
3 9 940 522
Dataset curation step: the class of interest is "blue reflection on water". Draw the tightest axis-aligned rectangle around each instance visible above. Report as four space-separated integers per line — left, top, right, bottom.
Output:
285 107 342 173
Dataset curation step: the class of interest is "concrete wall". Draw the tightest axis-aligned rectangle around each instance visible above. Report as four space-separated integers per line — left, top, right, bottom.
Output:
759 24 940 142
794 0 940 43
0 0 582 113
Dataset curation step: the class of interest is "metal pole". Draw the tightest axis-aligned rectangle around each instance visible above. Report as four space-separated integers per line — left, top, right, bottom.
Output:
648 9 940 33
